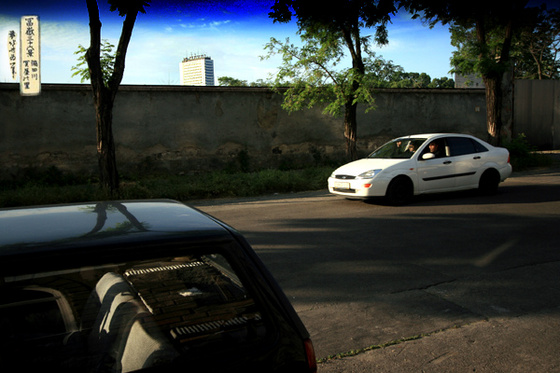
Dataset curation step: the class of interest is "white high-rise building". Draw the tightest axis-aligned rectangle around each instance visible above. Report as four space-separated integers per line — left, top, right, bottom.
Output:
180 55 215 86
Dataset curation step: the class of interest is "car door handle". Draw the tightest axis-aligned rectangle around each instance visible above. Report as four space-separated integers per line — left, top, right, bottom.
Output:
473 156 481 160
443 161 452 165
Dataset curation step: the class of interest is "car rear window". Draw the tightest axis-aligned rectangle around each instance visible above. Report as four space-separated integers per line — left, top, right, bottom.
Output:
0 253 272 372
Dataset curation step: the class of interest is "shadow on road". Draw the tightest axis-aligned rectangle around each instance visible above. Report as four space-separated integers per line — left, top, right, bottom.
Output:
194 170 560 359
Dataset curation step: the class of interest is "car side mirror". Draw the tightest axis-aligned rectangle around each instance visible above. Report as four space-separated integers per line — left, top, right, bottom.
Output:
422 153 435 160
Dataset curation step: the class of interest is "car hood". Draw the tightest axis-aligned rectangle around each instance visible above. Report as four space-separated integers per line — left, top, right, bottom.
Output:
333 158 407 176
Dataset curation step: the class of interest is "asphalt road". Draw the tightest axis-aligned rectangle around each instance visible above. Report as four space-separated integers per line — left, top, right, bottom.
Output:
193 167 560 372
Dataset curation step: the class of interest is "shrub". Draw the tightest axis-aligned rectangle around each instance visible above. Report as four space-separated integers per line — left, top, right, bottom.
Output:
504 134 551 170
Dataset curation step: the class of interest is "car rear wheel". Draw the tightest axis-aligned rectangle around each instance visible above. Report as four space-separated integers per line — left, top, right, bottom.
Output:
386 176 413 205
479 169 500 195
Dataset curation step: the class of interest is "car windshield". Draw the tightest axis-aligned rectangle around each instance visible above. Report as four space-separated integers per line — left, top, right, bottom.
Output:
368 138 428 159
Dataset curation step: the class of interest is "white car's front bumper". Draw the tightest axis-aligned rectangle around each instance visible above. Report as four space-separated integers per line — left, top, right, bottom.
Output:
327 177 387 198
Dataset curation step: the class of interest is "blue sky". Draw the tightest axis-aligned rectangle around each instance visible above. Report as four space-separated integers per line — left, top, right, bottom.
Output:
0 1 456 85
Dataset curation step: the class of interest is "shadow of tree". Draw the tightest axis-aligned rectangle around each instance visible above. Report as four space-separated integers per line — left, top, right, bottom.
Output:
195 176 560 358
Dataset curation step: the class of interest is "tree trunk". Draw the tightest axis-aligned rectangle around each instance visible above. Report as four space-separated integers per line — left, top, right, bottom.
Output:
84 0 140 194
95 90 119 193
344 99 358 161
341 24 363 161
500 68 514 143
483 74 503 146
475 16 514 147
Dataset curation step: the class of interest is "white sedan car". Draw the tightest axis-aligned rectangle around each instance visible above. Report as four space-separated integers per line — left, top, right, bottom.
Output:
328 133 512 204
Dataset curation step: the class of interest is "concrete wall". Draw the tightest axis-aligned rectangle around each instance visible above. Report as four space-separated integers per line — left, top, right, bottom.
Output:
0 83 487 177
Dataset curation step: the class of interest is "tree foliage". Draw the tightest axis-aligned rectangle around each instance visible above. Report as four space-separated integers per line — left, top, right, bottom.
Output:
448 6 560 80
218 76 248 87
71 40 115 86
269 0 398 160
264 34 378 117
402 0 544 145
513 7 560 79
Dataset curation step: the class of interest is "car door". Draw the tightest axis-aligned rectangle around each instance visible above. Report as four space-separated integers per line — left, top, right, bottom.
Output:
445 136 485 189
415 138 456 192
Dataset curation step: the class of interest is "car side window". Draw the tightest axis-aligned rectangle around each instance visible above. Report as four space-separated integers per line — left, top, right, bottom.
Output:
447 137 478 156
472 138 489 152
419 138 446 159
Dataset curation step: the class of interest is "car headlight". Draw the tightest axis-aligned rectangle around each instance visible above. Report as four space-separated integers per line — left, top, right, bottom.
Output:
358 169 382 179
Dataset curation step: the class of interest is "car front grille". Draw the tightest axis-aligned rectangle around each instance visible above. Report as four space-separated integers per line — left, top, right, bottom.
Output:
335 175 356 180
333 188 356 193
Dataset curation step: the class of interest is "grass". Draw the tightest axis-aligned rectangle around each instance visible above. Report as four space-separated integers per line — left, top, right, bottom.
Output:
316 324 469 363
0 167 334 208
0 135 555 209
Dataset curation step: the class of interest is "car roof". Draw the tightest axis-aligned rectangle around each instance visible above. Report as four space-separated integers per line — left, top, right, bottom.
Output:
399 133 473 139
393 133 492 147
0 200 237 274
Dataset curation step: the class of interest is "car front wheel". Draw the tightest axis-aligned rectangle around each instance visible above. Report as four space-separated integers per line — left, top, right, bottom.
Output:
385 176 413 205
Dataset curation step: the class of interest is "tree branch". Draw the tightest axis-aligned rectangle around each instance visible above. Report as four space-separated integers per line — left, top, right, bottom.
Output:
109 9 139 92
85 0 104 95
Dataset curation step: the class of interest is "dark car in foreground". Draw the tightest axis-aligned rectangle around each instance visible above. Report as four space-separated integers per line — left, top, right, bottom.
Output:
0 200 316 372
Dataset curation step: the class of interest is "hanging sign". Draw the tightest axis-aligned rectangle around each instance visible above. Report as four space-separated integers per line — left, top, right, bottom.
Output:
7 30 17 80
20 15 40 96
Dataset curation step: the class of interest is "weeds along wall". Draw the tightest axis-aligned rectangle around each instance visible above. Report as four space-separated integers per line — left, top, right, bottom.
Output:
0 84 487 178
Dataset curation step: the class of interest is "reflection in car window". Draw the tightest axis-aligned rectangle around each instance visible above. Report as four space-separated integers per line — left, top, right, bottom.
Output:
0 289 69 339
0 253 270 372
368 138 427 159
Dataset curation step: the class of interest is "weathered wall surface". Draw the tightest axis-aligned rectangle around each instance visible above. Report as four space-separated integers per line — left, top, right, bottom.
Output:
514 80 560 149
0 84 487 177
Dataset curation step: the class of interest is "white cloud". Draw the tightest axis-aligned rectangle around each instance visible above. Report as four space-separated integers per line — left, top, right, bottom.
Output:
41 21 89 51
209 20 231 28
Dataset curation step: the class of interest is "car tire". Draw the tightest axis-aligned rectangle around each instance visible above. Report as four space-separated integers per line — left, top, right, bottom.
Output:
386 176 413 205
479 169 500 195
